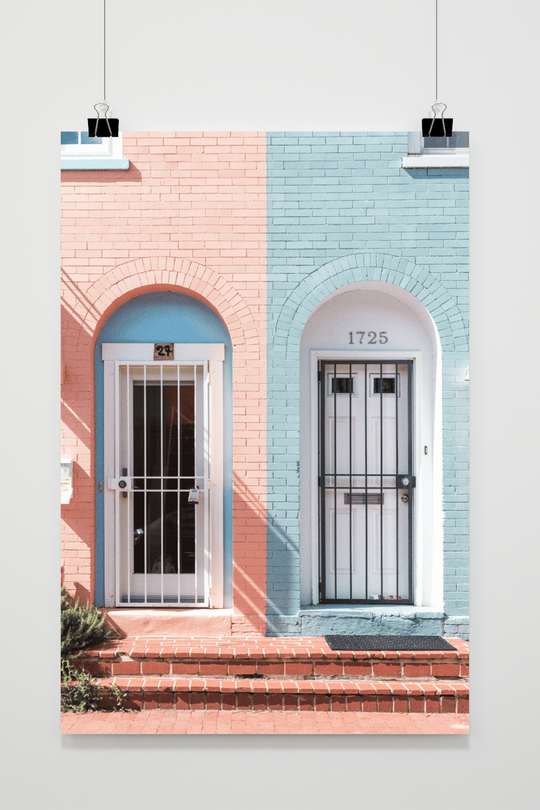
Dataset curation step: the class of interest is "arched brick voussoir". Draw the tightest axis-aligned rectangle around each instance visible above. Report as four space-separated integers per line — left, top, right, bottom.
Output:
71 257 258 353
272 252 468 356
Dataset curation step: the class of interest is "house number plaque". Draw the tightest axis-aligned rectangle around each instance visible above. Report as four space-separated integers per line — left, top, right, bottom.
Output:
348 331 388 345
154 343 174 360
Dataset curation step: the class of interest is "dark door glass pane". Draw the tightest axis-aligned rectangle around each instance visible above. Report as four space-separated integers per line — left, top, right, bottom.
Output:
373 377 396 394
132 381 196 575
331 377 353 394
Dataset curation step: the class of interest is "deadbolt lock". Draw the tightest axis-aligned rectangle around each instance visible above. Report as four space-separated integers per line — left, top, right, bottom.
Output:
401 494 409 503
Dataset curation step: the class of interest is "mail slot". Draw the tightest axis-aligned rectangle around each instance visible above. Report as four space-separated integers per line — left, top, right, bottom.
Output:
344 492 383 505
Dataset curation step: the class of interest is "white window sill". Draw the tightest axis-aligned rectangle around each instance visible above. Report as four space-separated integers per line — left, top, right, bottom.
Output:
401 154 469 169
299 606 445 618
61 158 130 170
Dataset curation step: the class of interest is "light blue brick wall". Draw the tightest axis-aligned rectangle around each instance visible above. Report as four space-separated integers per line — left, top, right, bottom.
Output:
266 133 469 636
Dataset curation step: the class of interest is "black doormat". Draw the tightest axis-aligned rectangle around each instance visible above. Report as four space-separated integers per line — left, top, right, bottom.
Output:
324 635 457 651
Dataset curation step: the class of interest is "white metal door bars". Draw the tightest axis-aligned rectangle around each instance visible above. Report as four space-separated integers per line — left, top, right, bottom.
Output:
109 362 210 606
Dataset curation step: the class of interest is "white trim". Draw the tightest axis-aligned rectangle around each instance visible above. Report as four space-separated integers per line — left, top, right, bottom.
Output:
209 358 224 607
102 344 225 608
404 131 469 168
102 343 225 362
61 133 128 169
309 349 424 606
402 154 469 168
104 360 116 606
61 131 123 158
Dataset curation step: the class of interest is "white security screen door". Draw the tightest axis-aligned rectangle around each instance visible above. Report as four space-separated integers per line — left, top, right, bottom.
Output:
319 361 414 603
103 344 225 608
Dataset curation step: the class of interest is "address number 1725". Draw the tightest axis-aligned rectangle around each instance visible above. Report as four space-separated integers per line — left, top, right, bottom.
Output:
348 331 388 345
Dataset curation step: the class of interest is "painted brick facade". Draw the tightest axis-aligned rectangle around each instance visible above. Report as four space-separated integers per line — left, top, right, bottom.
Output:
61 132 267 634
61 131 468 639
266 132 469 636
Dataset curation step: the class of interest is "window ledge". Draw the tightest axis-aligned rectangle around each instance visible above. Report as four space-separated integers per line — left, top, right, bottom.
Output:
401 154 469 169
61 158 130 171
299 606 445 618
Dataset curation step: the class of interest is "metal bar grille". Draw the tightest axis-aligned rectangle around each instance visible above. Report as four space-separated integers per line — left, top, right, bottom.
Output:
126 364 131 605
407 360 414 601
114 362 210 607
333 363 337 599
318 360 413 605
379 363 383 602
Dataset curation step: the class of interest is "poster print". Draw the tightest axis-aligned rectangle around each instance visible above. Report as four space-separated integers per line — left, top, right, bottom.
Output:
60 130 469 734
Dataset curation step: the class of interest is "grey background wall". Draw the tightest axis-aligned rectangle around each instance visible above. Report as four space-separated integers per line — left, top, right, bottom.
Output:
1 1 538 809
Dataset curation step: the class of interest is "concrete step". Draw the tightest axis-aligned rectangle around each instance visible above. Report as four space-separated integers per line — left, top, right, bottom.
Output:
102 609 233 637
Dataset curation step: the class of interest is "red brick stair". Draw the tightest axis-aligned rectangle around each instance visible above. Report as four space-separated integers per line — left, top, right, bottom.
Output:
76 636 469 714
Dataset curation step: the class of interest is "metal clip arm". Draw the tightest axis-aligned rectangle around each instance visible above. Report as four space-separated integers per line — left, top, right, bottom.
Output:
93 102 113 137
428 101 448 137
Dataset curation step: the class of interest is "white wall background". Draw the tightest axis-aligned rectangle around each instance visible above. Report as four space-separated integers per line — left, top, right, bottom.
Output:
1 1 538 807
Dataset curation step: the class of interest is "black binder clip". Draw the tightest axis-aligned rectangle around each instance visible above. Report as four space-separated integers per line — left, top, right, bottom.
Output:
422 102 453 138
87 102 119 138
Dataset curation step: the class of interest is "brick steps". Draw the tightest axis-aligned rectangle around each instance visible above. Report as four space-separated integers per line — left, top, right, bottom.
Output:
76 636 469 714
94 677 469 714
80 636 469 682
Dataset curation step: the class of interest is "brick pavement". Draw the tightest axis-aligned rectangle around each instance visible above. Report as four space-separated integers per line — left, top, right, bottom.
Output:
61 710 468 735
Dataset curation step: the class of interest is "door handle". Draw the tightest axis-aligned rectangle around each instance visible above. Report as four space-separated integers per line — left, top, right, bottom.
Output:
107 477 135 491
397 475 416 488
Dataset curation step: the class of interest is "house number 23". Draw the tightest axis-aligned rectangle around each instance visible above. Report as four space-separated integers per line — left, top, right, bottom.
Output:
348 331 388 345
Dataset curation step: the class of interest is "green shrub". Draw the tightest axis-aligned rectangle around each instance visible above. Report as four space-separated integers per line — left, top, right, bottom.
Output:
61 586 112 657
61 657 100 713
60 588 131 713
111 682 129 711
61 587 118 713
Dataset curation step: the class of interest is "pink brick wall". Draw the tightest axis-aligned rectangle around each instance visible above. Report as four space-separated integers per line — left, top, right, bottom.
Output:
61 133 267 634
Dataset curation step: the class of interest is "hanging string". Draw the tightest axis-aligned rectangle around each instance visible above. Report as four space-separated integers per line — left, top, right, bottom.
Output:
435 0 438 100
104 0 107 100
